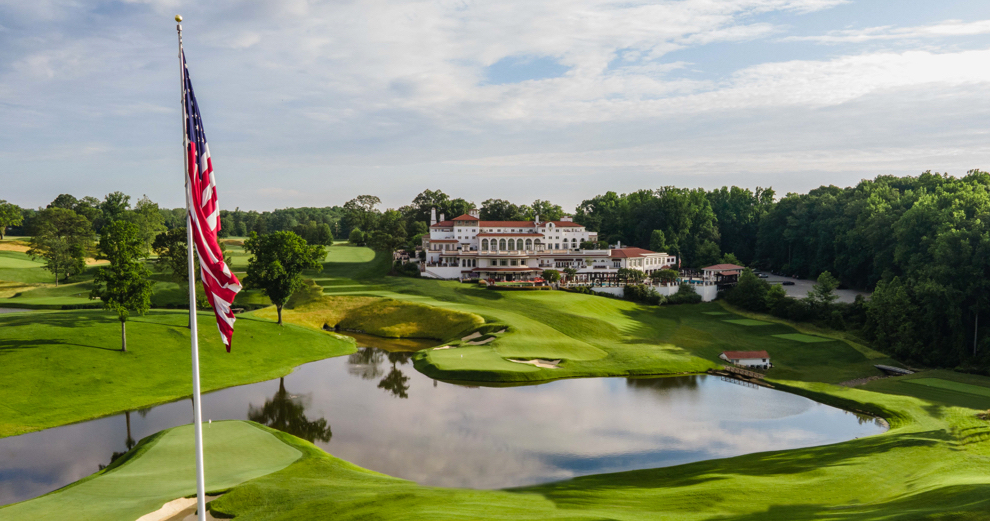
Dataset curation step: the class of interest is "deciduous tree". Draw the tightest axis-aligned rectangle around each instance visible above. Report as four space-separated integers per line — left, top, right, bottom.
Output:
91 220 152 352
0 200 23 240
244 231 326 325
27 207 94 285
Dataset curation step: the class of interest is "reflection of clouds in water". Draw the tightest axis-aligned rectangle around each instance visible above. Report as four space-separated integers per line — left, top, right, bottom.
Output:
0 351 886 503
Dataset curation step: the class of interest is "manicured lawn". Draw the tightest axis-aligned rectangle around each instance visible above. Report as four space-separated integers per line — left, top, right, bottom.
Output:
6 244 990 520
1 421 301 521
0 309 355 438
903 378 990 398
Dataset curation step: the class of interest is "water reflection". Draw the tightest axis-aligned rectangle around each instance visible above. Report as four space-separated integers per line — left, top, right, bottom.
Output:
0 336 888 506
348 347 413 399
248 378 333 443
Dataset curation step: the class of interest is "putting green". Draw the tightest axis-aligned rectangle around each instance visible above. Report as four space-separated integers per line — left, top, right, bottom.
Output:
772 333 832 343
723 319 773 326
1 421 301 521
902 378 990 398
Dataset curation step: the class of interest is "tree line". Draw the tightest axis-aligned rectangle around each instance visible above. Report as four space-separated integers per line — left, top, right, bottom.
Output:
4 171 989 369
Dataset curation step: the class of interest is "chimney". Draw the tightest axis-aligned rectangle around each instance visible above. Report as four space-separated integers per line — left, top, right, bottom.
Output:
440 213 445 222
430 207 437 226
534 214 540 225
616 240 621 249
469 208 480 218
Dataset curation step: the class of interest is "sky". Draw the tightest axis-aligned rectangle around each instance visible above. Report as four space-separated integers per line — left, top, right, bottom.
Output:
2 0 990 212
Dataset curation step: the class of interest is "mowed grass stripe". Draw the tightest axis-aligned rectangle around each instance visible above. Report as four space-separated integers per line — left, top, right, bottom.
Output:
902 378 990 398
723 319 774 326
772 333 833 343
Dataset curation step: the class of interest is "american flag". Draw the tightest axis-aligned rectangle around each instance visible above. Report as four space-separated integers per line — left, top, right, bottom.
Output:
182 50 242 351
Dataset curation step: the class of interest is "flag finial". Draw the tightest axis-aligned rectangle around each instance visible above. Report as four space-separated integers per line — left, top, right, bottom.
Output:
175 14 183 22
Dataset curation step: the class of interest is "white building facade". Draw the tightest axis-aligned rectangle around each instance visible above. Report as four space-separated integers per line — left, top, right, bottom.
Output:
421 208 677 281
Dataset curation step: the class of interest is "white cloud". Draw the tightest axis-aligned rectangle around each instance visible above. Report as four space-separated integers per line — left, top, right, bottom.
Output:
782 19 990 44
1 0 989 210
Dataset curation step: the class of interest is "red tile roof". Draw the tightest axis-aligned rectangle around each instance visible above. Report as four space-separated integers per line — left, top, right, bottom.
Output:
703 263 745 271
452 214 480 221
721 351 769 360
478 221 537 227
610 247 659 258
431 220 455 227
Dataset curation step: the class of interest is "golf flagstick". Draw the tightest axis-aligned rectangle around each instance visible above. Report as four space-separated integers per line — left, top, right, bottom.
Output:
177 15 208 521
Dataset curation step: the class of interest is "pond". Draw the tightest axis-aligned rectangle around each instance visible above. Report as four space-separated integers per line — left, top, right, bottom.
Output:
0 334 887 506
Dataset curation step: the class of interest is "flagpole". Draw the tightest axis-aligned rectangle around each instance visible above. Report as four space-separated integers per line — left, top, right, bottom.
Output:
177 15 208 521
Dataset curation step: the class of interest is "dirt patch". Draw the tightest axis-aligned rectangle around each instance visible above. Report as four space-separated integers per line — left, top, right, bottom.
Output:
0 241 30 253
508 358 561 369
466 336 495 345
461 332 482 342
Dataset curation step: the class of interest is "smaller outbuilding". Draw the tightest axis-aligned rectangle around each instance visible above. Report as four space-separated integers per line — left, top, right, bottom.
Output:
720 350 771 369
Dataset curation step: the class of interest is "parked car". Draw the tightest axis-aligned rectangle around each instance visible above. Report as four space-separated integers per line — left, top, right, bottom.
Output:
781 281 795 286
757 273 769 278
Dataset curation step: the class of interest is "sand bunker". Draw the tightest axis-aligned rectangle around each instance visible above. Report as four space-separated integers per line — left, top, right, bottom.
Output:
433 345 454 350
461 332 482 341
496 328 506 334
137 495 220 521
508 359 561 369
466 337 495 345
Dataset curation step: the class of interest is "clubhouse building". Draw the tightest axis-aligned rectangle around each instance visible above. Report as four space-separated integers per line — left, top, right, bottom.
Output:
421 208 677 282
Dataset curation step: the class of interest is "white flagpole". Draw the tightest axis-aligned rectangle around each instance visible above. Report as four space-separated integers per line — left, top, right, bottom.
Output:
177 15 208 521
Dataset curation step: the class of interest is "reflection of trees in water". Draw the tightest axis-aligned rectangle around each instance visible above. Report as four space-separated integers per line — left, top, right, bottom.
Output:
348 348 385 380
347 348 413 399
99 411 136 470
626 375 700 394
248 378 332 443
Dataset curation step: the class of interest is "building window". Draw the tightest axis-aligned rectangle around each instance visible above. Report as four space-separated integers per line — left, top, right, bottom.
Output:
525 238 533 249
511 259 518 266
508 238 515 250
481 239 489 251
499 239 507 250
500 259 508 266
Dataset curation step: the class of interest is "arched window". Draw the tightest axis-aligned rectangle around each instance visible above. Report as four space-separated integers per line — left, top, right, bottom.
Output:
481 239 489 251
499 239 507 250
508 239 515 250
525 239 533 250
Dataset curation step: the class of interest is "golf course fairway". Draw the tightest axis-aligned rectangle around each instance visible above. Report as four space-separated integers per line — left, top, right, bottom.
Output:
3 244 990 519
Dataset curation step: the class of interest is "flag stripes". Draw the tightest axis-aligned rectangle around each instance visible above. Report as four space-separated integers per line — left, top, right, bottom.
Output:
182 50 242 351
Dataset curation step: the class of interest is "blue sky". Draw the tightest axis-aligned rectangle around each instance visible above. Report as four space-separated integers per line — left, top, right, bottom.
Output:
3 0 990 211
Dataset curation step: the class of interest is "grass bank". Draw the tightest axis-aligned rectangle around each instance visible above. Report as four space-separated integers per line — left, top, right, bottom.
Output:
0 309 355 438
0 421 301 521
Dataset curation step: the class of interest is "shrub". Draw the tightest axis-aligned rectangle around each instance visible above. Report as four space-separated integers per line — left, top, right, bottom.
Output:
624 284 664 305
668 284 702 305
392 261 420 278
